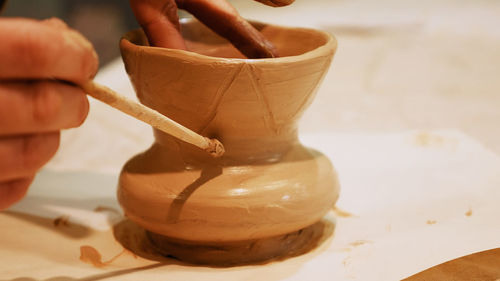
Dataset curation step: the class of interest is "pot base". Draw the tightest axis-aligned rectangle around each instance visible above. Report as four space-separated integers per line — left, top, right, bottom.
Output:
146 218 333 266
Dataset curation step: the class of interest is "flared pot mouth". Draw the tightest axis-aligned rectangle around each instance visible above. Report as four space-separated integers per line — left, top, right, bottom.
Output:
120 18 337 65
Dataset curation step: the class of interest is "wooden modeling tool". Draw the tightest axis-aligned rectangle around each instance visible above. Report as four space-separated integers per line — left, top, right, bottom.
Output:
81 81 225 157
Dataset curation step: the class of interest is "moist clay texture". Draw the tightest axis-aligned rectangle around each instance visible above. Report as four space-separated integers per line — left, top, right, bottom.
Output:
118 19 340 264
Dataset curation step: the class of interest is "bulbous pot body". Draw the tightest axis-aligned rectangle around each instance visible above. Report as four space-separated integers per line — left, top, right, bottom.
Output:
118 19 340 248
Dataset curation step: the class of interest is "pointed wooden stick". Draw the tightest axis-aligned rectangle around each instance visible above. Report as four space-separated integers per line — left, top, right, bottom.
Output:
81 81 225 157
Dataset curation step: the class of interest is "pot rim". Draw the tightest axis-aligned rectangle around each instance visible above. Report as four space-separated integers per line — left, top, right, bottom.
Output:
120 18 337 65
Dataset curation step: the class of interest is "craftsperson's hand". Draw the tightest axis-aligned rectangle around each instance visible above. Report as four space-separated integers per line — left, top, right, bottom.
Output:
130 0 294 58
0 18 98 210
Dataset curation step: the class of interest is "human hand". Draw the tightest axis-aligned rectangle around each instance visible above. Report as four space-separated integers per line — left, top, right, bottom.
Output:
130 0 295 58
0 18 98 210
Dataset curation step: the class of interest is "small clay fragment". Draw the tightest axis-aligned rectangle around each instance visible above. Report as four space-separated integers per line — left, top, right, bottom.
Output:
332 206 354 218
80 245 105 267
205 138 225 158
79 245 127 268
94 205 121 214
53 215 70 227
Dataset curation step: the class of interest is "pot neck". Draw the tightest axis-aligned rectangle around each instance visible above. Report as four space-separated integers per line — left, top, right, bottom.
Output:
153 128 300 166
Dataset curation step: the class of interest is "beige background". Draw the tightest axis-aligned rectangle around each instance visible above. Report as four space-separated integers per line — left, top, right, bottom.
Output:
234 0 500 154
42 0 500 172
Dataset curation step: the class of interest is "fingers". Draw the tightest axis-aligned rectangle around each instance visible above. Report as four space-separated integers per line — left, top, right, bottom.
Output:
177 0 278 58
131 0 279 58
0 17 92 210
0 18 98 85
253 0 295 7
0 133 60 182
0 133 58 210
0 177 35 210
129 0 186 49
42 17 70 29
0 81 89 135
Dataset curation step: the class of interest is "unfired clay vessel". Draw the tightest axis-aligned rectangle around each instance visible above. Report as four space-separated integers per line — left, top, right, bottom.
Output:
118 19 340 264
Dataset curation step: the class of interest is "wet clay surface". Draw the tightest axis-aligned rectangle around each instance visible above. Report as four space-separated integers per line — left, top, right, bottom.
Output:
116 218 334 266
118 19 339 245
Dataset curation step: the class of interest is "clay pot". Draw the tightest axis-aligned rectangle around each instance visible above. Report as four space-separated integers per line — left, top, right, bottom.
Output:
118 19 340 264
